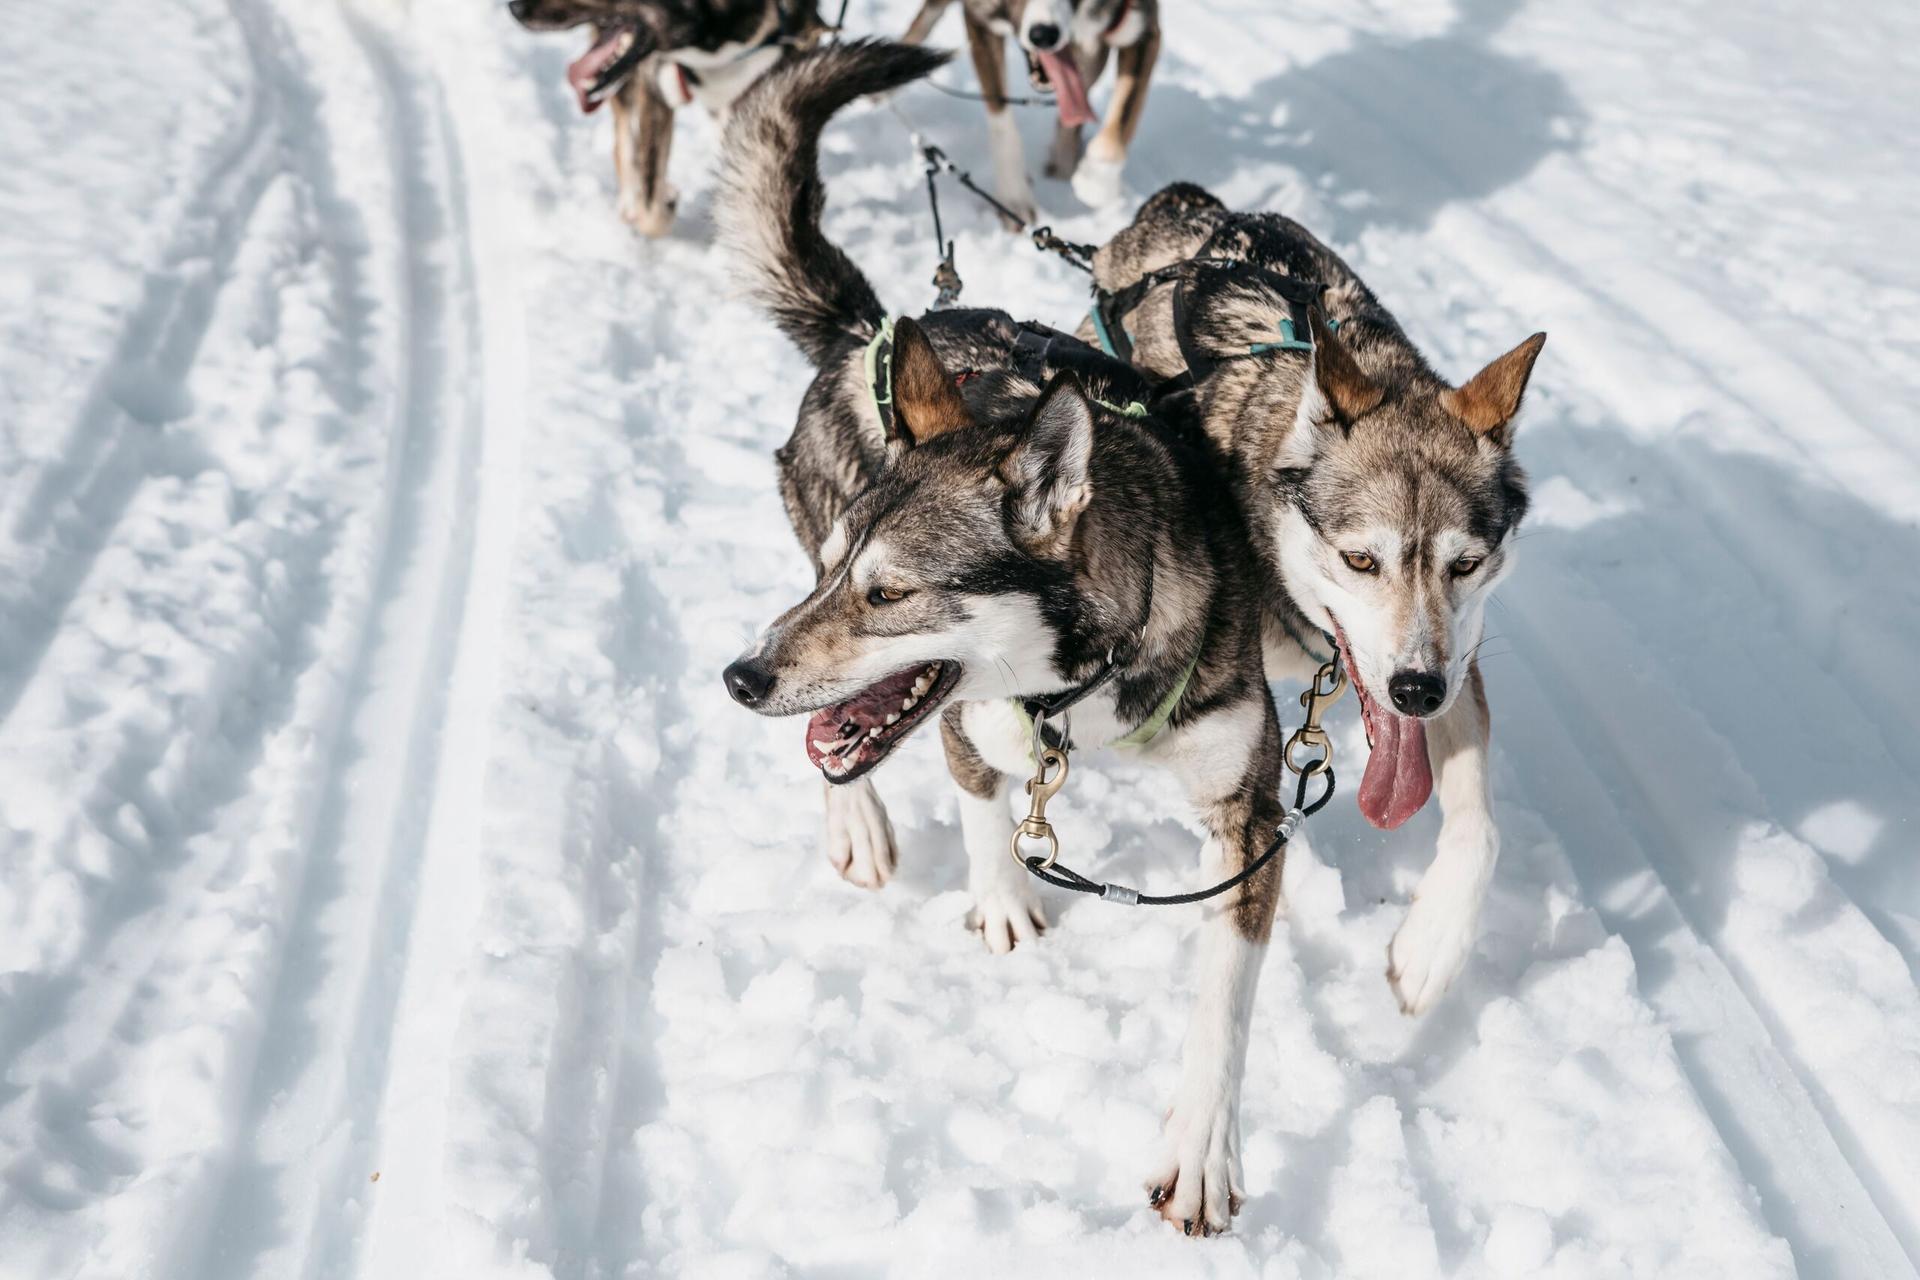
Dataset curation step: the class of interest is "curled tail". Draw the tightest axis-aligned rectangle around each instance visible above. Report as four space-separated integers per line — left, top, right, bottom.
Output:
718 40 950 366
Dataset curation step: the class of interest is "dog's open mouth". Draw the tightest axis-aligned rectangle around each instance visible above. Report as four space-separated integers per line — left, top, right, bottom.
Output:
567 26 649 113
1024 49 1096 128
1330 621 1434 831
804 660 962 784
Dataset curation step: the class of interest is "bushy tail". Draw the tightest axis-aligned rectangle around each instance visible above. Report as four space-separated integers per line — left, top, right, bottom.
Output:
718 40 950 366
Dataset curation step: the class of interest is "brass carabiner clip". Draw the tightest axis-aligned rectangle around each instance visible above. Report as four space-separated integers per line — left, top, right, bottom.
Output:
1010 715 1070 869
1283 658 1348 776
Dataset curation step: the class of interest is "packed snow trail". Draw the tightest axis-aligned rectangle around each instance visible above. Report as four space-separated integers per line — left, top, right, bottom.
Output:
1 0 1916 1277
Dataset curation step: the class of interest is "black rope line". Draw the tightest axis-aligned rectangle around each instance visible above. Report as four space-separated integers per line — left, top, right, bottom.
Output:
916 143 1098 274
1020 765 1335 906
921 78 1051 108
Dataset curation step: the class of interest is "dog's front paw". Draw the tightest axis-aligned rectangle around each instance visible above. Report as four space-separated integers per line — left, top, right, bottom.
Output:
620 187 678 237
1070 155 1126 208
1387 885 1481 1014
965 877 1047 954
1146 1092 1244 1236
823 778 897 890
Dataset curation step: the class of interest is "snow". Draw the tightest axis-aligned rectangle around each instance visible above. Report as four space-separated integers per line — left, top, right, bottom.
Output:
1 0 1917 1276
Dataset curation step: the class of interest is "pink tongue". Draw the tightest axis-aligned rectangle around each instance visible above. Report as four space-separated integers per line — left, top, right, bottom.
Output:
1036 50 1096 127
566 35 624 114
1357 707 1433 830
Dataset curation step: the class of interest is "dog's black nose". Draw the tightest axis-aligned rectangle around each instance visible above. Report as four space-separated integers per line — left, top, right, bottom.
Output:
1388 671 1446 717
724 659 776 707
1028 22 1063 49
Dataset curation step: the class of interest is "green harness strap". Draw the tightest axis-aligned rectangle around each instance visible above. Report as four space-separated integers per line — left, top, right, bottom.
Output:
1012 642 1202 755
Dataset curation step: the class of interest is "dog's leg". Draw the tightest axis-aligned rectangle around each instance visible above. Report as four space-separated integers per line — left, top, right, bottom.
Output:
963 15 1035 229
1044 123 1084 181
901 0 954 44
614 74 677 236
945 706 1047 953
822 777 899 889
1149 696 1285 1235
1387 661 1496 1014
1075 27 1158 207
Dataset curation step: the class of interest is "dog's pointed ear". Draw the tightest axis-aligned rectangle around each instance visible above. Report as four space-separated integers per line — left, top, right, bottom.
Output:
1306 307 1383 424
1442 332 1547 446
888 317 975 449
1004 374 1096 553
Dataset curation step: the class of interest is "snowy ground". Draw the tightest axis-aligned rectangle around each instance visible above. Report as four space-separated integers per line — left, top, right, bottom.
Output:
2 0 1918 1276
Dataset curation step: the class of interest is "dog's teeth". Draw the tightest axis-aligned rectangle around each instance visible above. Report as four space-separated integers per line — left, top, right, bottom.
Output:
868 725 882 738
885 712 900 725
911 676 932 696
812 739 835 753
901 696 916 711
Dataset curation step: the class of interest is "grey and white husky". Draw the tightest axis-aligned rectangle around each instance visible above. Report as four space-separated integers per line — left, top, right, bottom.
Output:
1081 184 1547 1015
718 43 1307 1235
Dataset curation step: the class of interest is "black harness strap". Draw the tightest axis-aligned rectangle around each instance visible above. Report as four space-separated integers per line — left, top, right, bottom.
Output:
1091 257 1330 385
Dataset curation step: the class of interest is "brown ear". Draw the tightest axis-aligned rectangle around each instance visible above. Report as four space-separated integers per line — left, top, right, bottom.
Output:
889 317 975 447
1307 308 1384 422
1441 332 1547 444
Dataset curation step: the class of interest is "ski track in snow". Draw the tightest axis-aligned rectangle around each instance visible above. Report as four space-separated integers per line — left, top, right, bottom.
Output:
1 0 1916 1276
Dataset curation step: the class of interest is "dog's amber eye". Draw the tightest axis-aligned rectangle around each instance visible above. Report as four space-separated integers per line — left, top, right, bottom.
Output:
1451 556 1483 577
868 585 911 605
1340 551 1377 574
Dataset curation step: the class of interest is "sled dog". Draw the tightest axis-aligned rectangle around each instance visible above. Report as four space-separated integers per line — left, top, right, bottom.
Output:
508 0 825 235
718 42 1303 1236
1082 182 1546 1014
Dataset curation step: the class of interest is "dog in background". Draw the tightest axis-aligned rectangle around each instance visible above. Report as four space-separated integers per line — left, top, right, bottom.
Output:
902 0 1159 219
508 0 824 235
719 41 1304 1236
1082 184 1547 1014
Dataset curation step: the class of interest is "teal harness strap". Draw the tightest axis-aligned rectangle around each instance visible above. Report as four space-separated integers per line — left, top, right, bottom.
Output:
1089 304 1125 358
1247 315 1339 356
1276 610 1336 665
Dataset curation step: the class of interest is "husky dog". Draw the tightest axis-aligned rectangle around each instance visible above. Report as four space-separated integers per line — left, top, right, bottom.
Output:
1081 184 1546 1015
507 0 824 235
900 0 1158 216
719 42 1307 1235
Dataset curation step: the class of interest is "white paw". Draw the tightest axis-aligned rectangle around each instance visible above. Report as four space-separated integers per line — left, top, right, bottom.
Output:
1070 155 1126 208
1146 1090 1244 1236
620 187 677 237
1387 885 1481 1014
822 778 897 889
965 877 1047 954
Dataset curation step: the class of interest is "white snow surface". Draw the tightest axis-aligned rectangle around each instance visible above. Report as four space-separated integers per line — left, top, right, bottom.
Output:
2 0 1917 1276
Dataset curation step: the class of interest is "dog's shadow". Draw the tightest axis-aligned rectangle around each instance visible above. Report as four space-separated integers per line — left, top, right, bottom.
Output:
1124 0 1579 240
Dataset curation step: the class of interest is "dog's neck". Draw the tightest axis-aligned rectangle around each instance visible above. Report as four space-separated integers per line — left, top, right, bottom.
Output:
1055 435 1215 712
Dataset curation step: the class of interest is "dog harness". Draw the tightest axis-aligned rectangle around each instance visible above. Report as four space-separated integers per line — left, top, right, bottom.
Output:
1087 257 1338 383
862 317 1151 431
